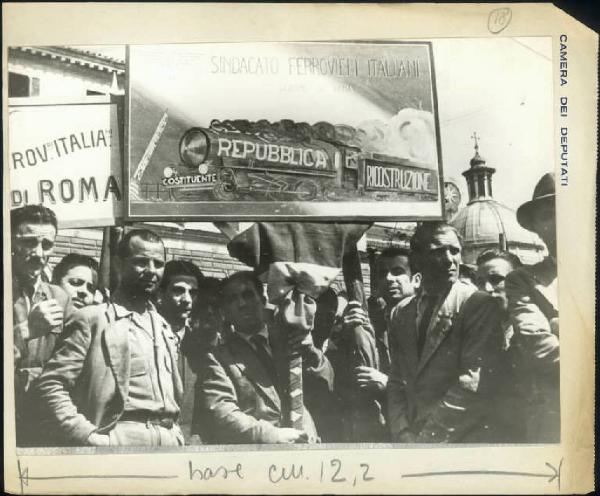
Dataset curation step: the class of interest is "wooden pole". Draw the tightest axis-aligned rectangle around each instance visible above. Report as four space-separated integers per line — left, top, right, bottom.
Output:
98 227 111 292
285 290 306 430
342 244 378 369
342 244 368 311
499 232 508 251
341 243 380 442
109 226 124 292
97 226 124 298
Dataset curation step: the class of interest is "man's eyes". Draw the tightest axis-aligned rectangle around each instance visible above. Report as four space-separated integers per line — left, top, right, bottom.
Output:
20 238 38 248
431 246 460 255
172 288 199 297
131 258 165 268
477 275 505 287
488 275 505 285
67 278 85 287
243 290 257 300
16 237 54 250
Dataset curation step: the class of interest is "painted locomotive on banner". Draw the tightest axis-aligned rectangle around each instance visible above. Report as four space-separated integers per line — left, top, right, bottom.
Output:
163 115 439 202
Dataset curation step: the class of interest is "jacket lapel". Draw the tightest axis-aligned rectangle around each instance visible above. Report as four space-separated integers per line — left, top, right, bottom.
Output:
153 312 184 404
530 259 559 318
229 333 281 411
534 275 558 313
417 286 457 375
394 298 420 376
103 303 131 402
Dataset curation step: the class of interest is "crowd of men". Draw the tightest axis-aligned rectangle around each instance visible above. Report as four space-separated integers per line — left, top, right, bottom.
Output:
11 173 558 447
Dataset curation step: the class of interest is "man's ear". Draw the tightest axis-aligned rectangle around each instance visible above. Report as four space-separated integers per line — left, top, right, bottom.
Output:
218 306 228 325
412 272 422 291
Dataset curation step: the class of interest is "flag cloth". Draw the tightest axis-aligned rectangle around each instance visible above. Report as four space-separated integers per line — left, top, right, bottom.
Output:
227 222 371 431
227 222 371 303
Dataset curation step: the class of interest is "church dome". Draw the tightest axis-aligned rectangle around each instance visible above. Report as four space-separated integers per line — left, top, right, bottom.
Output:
451 198 545 265
450 133 545 265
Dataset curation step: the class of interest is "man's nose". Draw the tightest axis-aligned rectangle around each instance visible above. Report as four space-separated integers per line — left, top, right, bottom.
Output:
385 271 394 281
33 241 44 258
182 291 192 304
441 249 454 264
77 288 90 299
484 281 494 293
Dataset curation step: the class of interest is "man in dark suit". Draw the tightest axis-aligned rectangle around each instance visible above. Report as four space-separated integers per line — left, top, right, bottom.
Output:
11 205 72 447
195 271 334 444
387 222 504 443
326 247 421 442
35 229 184 446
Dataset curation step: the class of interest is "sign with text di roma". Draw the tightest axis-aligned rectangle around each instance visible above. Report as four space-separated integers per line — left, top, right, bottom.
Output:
8 97 123 227
127 42 444 221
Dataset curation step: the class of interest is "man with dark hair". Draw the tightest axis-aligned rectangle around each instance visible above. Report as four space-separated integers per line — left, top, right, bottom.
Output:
36 228 185 446
476 249 522 314
11 205 71 446
52 254 100 309
327 246 422 442
186 276 224 360
388 221 504 442
376 246 421 309
370 246 422 367
475 248 525 441
157 259 203 443
506 173 559 442
196 270 334 444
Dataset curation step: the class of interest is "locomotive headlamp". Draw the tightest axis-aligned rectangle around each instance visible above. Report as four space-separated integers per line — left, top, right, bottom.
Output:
163 166 175 178
179 128 209 168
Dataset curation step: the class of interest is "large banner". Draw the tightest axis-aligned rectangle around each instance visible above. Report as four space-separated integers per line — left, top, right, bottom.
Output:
127 42 444 221
8 97 123 227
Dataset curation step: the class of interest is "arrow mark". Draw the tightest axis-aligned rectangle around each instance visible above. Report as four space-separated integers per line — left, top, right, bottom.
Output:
402 458 562 490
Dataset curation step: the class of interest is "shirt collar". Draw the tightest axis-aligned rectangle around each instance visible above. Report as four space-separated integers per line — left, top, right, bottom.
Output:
236 324 270 346
112 288 158 319
172 321 190 343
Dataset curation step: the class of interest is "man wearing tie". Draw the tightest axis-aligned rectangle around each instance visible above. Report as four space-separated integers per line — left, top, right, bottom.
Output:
196 271 334 444
387 222 504 443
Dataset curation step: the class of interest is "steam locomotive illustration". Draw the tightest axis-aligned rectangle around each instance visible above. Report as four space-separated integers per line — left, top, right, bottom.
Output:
162 118 439 202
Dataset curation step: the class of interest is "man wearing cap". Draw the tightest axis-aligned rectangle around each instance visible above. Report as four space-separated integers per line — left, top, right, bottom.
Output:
506 173 559 442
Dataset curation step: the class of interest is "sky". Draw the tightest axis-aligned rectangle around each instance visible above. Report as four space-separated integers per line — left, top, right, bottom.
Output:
79 37 553 211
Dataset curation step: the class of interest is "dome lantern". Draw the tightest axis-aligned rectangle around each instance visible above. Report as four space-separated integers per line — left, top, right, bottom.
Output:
462 132 496 202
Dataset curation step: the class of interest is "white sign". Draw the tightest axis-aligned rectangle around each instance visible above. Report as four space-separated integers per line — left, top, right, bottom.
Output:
8 97 123 227
127 42 443 221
